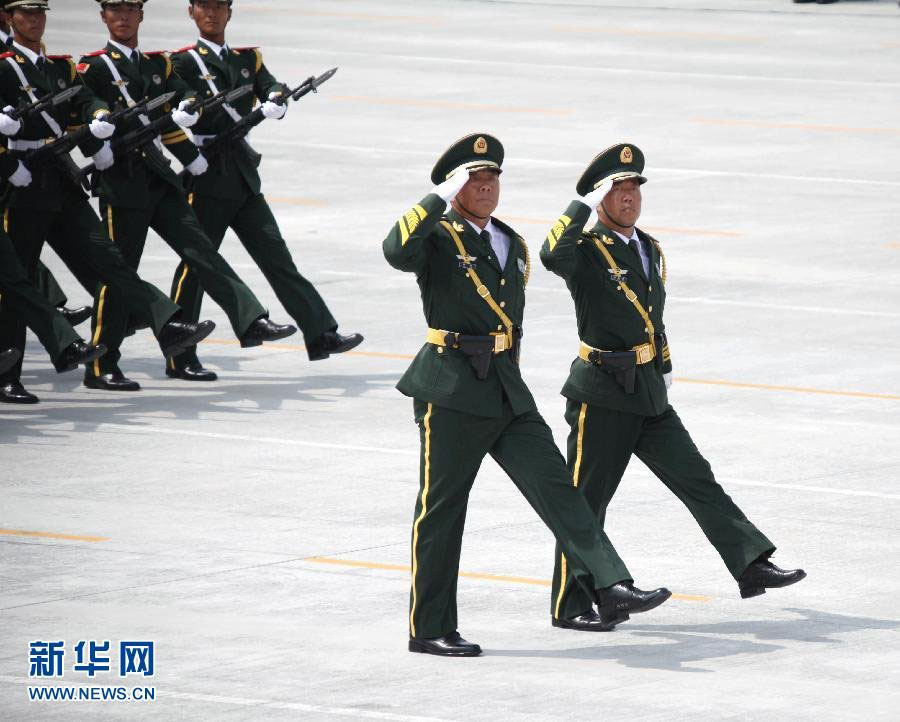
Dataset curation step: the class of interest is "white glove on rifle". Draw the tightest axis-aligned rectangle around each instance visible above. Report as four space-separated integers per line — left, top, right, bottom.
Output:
577 179 612 212
261 92 287 120
431 164 472 203
0 106 21 136
184 153 208 176
664 372 672 389
89 110 116 140
172 99 200 129
92 141 114 171
8 161 31 187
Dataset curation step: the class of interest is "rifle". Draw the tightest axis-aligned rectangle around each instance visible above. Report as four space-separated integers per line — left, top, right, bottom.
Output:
5 85 82 121
180 67 338 178
79 85 254 181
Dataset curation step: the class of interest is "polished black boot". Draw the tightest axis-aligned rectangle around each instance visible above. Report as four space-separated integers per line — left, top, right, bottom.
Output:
596 581 672 625
158 319 216 359
58 305 92 327
408 631 482 657
0 348 21 376
738 559 806 599
54 342 107 373
307 330 364 361
84 369 141 392
165 361 218 382
239 317 297 348
0 380 38 404
552 608 617 632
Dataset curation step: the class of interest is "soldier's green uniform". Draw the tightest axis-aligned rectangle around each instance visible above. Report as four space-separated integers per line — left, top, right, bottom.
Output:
166 39 341 371
0 28 181 388
541 144 775 621
76 39 271 378
384 134 642 644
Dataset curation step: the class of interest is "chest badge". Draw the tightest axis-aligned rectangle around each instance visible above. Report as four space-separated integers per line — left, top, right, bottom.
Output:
517 257 526 274
241 68 250 78
112 78 129 89
57 78 66 89
607 267 629 284
457 254 477 270
199 73 217 82
152 73 162 85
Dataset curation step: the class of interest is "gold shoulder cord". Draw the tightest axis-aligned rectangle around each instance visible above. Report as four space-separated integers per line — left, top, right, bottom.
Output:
591 235 655 347
440 220 515 333
519 236 531 287
649 238 667 284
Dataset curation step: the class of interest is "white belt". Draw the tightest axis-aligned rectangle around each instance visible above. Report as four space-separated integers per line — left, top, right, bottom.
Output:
8 138 52 151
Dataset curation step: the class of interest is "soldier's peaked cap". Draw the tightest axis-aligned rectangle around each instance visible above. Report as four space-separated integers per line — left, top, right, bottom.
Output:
430 133 504 185
576 142 647 196
94 0 146 6
4 0 50 10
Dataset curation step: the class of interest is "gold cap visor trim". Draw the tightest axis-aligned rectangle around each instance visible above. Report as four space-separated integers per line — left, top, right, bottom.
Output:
593 170 647 189
445 160 501 180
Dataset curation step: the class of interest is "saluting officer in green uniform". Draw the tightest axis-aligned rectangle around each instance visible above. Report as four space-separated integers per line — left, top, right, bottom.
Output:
384 134 672 657
0 0 212 403
164 0 362 382
540 143 806 625
77 0 297 391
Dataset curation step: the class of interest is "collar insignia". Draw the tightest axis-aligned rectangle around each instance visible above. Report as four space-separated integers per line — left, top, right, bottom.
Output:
451 221 466 233
601 234 614 245
110 51 122 60
15 55 24 64
198 46 209 55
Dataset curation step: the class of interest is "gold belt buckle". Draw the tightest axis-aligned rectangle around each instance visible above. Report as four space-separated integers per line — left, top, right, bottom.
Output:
493 334 508 353
635 344 653 364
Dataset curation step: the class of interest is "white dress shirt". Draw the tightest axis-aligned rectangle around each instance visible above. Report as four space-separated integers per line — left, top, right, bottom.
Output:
199 37 231 59
613 228 650 278
108 38 141 62
466 218 511 270
12 41 45 66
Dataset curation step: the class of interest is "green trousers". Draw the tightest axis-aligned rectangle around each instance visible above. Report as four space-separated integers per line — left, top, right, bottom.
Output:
33 260 68 309
0 232 79 371
0 189 179 384
409 398 631 640
89 177 267 377
168 191 336 370
551 401 775 620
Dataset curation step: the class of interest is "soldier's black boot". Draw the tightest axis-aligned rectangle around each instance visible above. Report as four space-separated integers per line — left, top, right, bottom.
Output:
54 342 107 373
158 319 216 359
0 348 21 376
0 380 39 404
408 631 482 657
239 317 297 348
165 361 218 382
738 558 806 599
596 581 672 625
84 369 141 392
58 305 92 326
307 330 364 361
552 608 617 632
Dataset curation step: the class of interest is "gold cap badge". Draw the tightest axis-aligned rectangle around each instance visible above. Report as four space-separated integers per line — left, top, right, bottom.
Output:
620 146 633 164
474 136 488 155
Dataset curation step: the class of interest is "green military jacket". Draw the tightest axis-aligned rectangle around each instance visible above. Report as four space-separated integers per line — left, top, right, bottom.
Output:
77 42 200 209
171 41 287 201
540 201 672 417
383 193 536 418
0 48 106 210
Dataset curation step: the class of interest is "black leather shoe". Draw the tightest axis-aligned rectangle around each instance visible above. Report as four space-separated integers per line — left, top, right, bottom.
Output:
58 305 92 327
738 559 806 599
307 330 364 361
0 380 38 404
0 348 21 376
83 369 141 391
596 581 672 625
158 319 216 358
54 341 107 373
408 631 482 657
552 608 617 632
239 317 297 348
165 361 218 382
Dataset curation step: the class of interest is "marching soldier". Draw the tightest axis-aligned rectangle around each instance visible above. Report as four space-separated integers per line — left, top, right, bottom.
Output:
76 0 297 391
384 133 672 657
540 143 806 625
0 0 213 403
165 0 361 381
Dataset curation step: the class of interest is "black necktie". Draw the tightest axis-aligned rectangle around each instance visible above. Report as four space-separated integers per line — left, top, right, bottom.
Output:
35 56 45 73
629 237 647 277
219 48 227 62
131 50 140 68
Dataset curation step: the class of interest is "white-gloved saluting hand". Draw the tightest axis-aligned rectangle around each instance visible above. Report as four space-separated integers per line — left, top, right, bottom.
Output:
0 106 21 136
172 99 200 129
89 110 116 139
261 92 287 120
92 142 115 171
577 178 612 212
8 161 31 188
184 153 208 176
431 164 472 204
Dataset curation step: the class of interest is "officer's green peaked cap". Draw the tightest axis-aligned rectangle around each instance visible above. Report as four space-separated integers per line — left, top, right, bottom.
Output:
431 133 504 185
576 142 647 196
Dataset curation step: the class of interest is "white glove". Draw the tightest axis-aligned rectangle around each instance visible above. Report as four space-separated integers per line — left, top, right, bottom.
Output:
261 92 287 120
0 106 21 136
8 161 31 187
431 164 472 203
577 179 612 212
89 111 116 140
664 372 672 389
184 153 208 176
172 99 200 129
92 141 114 171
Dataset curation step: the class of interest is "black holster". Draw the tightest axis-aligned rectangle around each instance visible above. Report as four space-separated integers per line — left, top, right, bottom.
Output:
588 350 637 394
237 139 262 168
453 334 495 380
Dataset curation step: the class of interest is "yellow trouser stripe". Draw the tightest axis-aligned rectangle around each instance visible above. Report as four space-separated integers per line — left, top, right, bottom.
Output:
554 402 588 619
169 265 191 370
409 403 433 638
91 285 107 377
3 207 9 233
106 206 115 241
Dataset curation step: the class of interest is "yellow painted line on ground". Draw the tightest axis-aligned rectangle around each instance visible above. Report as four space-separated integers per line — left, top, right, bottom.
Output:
693 117 900 135
551 25 762 43
0 529 109 543
265 197 327 207
329 95 571 117
305 556 711 602
501 216 743 237
886 242 900 249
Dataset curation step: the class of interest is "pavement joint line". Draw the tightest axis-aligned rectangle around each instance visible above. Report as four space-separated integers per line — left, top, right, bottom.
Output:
329 94 571 116
692 117 900 135
0 529 109 543
304 556 712 602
